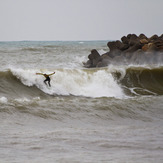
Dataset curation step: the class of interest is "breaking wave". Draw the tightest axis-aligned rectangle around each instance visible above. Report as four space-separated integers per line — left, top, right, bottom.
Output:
117 66 163 96
0 68 124 99
0 65 163 99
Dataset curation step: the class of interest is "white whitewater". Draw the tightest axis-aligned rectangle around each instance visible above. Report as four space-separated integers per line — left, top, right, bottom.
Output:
11 68 124 98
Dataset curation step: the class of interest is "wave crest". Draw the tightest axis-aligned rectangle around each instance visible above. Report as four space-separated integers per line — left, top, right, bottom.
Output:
0 66 163 99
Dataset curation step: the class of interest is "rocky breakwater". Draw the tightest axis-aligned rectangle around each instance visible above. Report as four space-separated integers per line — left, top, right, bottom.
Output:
83 34 163 68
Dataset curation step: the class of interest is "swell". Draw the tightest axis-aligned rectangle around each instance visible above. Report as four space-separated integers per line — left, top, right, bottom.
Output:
0 68 162 122
0 70 49 99
0 66 163 99
1 94 162 122
117 66 163 95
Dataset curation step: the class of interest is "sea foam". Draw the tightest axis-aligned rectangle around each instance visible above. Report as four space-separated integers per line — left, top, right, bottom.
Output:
10 68 124 98
0 97 8 103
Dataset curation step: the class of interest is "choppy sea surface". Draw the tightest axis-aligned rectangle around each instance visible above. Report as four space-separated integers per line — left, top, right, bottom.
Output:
0 41 163 163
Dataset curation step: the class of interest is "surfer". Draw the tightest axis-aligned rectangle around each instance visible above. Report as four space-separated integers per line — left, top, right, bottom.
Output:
36 72 55 87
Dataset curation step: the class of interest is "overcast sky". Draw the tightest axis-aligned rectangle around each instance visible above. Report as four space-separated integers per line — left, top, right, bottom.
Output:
0 0 163 41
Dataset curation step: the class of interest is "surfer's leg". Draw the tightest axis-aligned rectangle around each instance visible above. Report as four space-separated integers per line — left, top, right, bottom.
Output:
44 79 47 85
44 77 51 87
48 81 51 87
48 78 51 87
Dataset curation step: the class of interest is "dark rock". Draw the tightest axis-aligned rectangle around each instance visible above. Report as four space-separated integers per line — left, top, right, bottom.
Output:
153 40 163 48
88 49 102 67
96 54 112 67
160 34 163 40
148 43 157 51
158 46 163 51
149 34 159 42
140 39 148 44
84 33 163 68
142 43 157 52
124 42 142 54
128 34 139 46
142 44 149 51
101 52 110 58
107 49 122 58
121 36 129 44
127 34 132 39
83 60 92 68
139 33 148 40
88 49 100 59
107 41 122 51
119 43 129 51
97 58 111 67
107 41 122 58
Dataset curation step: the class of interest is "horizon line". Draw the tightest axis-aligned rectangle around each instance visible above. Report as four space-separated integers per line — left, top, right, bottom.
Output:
0 39 112 42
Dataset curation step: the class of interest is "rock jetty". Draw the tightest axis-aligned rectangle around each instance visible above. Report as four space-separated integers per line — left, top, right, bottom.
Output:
83 34 163 68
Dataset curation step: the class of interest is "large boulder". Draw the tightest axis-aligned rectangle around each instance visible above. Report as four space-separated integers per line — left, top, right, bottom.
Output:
124 42 142 53
140 39 148 44
107 41 122 58
142 43 157 52
139 33 148 40
149 34 159 42
160 34 163 40
86 49 102 68
121 36 129 44
107 41 122 51
128 34 139 46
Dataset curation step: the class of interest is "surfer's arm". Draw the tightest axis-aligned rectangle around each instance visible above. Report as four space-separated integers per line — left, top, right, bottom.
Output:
36 73 44 75
48 72 55 76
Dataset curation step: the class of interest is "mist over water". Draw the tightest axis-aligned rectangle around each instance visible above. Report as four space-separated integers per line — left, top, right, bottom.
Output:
0 41 163 163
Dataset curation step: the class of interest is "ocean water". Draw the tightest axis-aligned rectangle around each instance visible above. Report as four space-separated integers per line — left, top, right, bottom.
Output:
0 41 163 163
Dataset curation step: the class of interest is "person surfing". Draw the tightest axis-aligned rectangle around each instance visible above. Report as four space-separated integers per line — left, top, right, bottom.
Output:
36 72 55 87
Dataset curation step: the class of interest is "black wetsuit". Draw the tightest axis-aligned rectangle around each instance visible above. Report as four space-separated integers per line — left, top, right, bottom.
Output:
44 76 51 87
